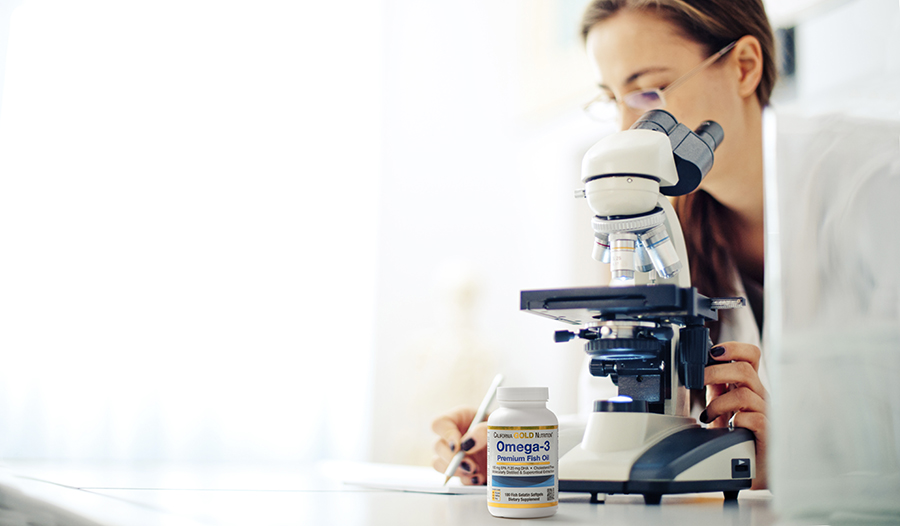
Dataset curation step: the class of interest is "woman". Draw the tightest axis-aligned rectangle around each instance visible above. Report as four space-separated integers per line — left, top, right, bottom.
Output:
432 0 773 490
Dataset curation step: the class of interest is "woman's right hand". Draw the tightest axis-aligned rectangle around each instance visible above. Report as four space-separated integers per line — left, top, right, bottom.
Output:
431 407 489 485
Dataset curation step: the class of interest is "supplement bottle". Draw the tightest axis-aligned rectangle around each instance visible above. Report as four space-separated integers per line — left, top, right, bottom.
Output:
486 387 558 518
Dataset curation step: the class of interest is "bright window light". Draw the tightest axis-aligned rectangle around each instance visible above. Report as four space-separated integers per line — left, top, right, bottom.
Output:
0 0 380 461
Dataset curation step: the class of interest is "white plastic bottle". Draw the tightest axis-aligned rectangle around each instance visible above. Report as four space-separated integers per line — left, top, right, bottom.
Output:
486 387 558 518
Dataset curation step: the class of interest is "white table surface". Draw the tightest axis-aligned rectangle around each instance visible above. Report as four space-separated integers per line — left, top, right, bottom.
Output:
0 460 782 526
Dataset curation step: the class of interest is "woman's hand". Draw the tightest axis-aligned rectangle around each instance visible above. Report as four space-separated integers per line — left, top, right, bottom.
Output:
703 341 768 490
431 407 489 485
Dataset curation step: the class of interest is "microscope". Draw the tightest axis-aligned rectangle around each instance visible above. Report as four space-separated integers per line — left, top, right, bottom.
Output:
521 110 755 504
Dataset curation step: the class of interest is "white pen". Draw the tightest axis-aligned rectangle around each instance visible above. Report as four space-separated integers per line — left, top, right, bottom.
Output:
443 373 504 485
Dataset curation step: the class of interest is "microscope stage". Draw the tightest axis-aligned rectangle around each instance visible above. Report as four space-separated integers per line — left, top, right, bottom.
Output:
520 285 717 325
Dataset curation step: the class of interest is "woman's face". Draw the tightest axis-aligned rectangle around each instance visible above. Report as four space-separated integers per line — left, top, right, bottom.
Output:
585 9 749 186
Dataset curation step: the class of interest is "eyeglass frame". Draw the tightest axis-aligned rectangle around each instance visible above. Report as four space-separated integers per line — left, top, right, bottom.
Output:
583 40 739 120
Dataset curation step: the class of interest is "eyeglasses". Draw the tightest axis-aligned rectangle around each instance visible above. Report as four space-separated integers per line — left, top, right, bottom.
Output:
583 40 738 122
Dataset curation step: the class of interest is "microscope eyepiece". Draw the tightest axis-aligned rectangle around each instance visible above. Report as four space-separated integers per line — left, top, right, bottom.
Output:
629 109 678 134
694 121 724 151
623 110 724 196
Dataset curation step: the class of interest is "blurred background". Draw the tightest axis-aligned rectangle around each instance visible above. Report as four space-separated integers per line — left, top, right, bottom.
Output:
0 0 896 467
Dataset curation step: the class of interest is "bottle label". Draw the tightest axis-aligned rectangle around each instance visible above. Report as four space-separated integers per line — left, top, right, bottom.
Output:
487 425 558 509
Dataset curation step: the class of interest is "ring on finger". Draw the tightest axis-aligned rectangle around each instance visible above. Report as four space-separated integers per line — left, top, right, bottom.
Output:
728 411 739 431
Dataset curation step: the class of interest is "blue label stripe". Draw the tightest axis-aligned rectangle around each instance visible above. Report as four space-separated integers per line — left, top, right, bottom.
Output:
647 236 669 248
491 475 555 488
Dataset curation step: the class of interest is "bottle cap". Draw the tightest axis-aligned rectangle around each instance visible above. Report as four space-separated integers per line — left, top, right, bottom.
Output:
497 387 549 402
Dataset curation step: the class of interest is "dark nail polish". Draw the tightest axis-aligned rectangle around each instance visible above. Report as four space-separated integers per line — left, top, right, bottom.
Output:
461 438 476 452
460 461 472 473
699 410 709 424
450 442 456 453
471 476 480 485
710 346 726 357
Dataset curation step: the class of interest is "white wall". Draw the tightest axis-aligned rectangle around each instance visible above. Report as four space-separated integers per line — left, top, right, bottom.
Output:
367 0 611 465
772 0 900 117
0 0 615 467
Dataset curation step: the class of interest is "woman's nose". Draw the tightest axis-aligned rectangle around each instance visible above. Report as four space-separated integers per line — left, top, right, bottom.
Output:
619 107 641 131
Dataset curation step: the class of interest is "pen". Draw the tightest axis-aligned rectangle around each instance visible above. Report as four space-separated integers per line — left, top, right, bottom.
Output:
443 373 504 485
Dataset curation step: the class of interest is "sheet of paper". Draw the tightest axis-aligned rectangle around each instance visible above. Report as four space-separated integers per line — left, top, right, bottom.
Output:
317 460 485 495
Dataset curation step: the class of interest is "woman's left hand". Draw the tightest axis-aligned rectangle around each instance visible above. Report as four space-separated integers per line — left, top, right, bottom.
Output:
703 341 768 490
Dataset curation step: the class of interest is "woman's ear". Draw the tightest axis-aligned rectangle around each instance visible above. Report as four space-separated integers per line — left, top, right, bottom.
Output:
732 35 764 100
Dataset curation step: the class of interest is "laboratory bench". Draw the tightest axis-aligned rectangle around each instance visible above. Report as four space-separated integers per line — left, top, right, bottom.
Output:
0 459 784 525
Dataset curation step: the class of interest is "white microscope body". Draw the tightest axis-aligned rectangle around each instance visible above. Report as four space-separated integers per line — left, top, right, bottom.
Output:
521 110 754 504
582 128 690 288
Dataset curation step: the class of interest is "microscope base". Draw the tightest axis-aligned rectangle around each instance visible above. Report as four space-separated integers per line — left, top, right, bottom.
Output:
559 419 755 504
560 478 751 504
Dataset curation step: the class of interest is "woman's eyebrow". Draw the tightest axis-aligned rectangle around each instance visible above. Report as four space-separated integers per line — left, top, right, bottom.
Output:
598 66 672 91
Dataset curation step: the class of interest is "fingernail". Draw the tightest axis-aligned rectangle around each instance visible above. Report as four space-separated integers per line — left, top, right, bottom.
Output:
450 442 456 453
461 438 476 452
699 410 709 424
471 476 479 485
710 346 725 357
460 461 472 473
